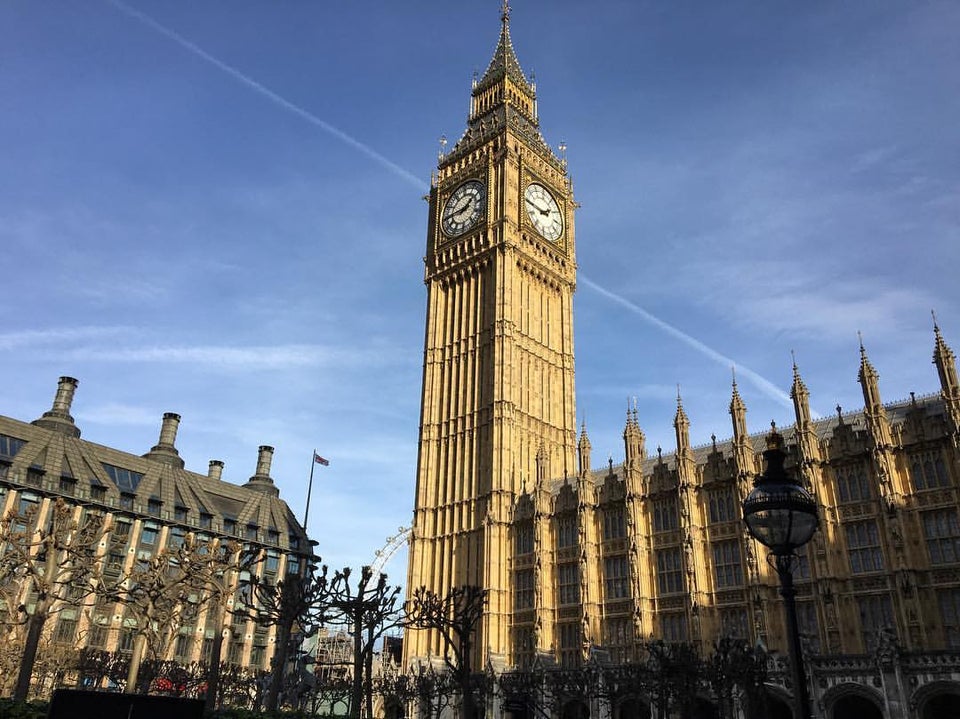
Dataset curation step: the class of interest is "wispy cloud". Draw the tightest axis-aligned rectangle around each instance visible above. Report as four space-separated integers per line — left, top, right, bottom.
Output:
0 326 133 351
60 343 392 369
580 274 796 411
106 0 428 192
79 402 161 426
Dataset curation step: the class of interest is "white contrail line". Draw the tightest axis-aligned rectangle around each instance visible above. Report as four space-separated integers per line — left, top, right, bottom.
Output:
106 0 428 192
580 274 810 415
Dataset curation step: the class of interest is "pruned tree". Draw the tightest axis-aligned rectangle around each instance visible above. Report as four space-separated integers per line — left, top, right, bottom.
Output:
0 499 110 700
326 566 403 719
236 558 329 710
104 533 239 694
706 636 768 719
405 584 488 719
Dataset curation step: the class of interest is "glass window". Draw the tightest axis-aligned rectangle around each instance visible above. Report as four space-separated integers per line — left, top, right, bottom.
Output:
836 464 872 503
603 506 626 540
54 617 78 644
556 514 578 548
264 550 280 574
17 493 39 518
797 601 821 653
267 528 280 544
653 497 679 532
603 617 634 664
102 464 144 492
119 493 135 511
719 608 749 639
661 613 688 643
0 434 26 458
147 498 162 517
199 513 213 529
557 563 580 605
846 521 884 573
174 633 192 660
514 568 534 610
224 519 237 535
924 509 960 565
90 483 106 501
174 506 188 523
286 555 302 576
910 451 951 491
708 487 737 523
656 547 684 595
167 527 186 549
712 540 744 588
245 524 258 540
857 594 894 652
938 588 960 649
288 534 301 550
58 476 77 495
141 526 159 546
514 522 534 554
604 555 630 599
558 623 580 667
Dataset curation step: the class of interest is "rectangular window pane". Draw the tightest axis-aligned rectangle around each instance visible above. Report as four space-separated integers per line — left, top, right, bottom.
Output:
712 540 743 588
557 563 580 605
923 509 960 565
656 547 684 595
846 520 884 574
604 555 630 599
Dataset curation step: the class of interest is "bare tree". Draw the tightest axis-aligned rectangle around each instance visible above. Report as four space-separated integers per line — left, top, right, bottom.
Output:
405 584 488 719
237 559 329 710
326 566 403 719
0 499 109 700
104 533 238 694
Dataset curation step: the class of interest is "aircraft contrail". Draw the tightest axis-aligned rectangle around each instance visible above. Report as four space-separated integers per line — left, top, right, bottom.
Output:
108 0 802 417
106 0 429 192
580 274 801 413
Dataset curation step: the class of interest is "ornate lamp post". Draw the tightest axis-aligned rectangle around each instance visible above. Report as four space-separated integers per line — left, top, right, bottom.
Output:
742 425 819 719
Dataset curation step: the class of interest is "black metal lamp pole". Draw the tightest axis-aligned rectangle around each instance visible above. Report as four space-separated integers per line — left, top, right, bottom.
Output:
742 424 819 719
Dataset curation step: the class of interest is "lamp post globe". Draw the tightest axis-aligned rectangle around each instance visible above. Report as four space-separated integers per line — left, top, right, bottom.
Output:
742 423 819 719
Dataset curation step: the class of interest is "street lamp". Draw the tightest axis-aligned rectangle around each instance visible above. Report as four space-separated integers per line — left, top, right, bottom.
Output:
742 424 819 719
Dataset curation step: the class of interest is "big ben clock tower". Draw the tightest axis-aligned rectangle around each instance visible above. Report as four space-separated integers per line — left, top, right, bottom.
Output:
406 4 577 667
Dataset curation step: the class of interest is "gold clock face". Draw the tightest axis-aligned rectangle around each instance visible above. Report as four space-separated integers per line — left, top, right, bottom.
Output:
524 183 563 241
441 180 485 237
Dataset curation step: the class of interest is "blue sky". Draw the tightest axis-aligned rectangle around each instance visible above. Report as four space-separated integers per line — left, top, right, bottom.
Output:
2 1 957 581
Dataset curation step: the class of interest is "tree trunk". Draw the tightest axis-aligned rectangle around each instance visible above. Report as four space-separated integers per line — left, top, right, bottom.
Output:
364 623 375 719
351 613 363 719
267 616 292 710
124 633 148 694
204 617 226 713
13 608 48 701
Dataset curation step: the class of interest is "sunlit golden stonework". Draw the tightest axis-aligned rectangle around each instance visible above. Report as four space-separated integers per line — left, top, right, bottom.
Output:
404 9 960 718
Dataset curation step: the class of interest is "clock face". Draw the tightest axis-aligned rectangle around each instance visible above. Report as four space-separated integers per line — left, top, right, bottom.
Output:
524 183 563 241
441 180 485 237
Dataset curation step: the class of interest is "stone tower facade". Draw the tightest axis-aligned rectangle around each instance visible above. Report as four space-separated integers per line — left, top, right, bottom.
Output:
405 6 577 666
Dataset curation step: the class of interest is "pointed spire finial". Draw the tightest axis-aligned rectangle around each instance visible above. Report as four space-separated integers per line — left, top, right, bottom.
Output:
933 309 940 331
836 404 843 422
858 330 866 357
677 384 683 406
501 0 511 27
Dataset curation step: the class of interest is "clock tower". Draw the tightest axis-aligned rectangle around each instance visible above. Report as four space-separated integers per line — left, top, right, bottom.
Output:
406 5 578 667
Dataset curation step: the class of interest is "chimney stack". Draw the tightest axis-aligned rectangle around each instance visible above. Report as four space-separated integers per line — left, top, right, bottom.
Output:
208 460 224 482
142 412 185 468
243 445 279 496
32 376 81 437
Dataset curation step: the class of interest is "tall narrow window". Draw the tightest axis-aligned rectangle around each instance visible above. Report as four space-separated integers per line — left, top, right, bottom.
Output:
857 594 894 652
514 522 534 554
846 521 884 573
938 588 960 649
556 515 578 548
514 569 535 610
656 547 684 595
603 506 626 540
923 509 960 565
910 451 950 491
557 563 580 605
604 555 630 599
712 540 743 588
836 464 872 502
653 497 679 532
661 613 688 643
708 487 737 523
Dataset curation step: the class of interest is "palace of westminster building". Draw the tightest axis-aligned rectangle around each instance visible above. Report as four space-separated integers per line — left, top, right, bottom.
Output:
403 6 960 717
2 6 959 719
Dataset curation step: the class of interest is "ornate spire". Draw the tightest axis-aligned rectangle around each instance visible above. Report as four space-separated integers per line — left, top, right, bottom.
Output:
577 420 592 476
791 352 812 427
933 312 960 397
623 398 646 465
857 333 883 411
674 386 691 454
470 2 537 123
730 368 748 440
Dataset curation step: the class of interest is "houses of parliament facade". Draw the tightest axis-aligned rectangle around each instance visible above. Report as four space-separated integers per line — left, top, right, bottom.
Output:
404 7 960 718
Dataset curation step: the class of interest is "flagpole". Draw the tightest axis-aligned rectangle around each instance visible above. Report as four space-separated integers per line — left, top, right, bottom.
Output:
303 449 317 529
